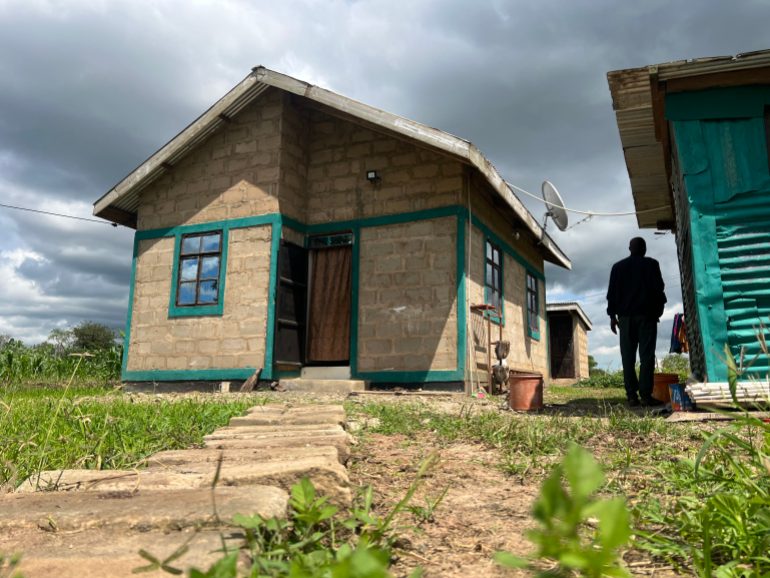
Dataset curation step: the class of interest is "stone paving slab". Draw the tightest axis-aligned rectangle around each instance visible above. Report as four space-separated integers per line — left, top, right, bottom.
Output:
245 404 346 416
19 456 350 503
204 430 352 462
214 417 345 432
147 445 342 467
204 435 352 462
3 402 351 576
2 528 243 578
230 409 345 427
0 486 287 534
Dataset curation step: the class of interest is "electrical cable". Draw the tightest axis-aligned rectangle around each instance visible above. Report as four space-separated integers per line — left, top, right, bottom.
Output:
505 182 670 217
0 202 118 227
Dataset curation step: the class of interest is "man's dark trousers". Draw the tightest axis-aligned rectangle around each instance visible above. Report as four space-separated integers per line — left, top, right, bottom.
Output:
618 315 657 402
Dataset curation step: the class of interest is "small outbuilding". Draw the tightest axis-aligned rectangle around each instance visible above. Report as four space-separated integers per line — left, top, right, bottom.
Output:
94 67 571 390
608 50 770 382
546 302 592 383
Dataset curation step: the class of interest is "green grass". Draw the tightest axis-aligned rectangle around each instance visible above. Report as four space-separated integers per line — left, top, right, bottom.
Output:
0 384 254 490
0 341 121 385
348 386 770 576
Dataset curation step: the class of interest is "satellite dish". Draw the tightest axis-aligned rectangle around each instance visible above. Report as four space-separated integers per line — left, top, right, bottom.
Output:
541 180 569 232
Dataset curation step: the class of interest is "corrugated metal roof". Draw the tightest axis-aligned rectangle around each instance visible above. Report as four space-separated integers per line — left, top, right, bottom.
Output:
546 302 592 330
94 66 570 269
607 48 770 230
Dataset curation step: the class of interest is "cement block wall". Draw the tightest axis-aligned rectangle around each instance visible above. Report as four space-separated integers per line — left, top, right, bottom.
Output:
304 105 464 224
136 89 304 231
358 217 458 372
575 322 589 380
126 225 272 372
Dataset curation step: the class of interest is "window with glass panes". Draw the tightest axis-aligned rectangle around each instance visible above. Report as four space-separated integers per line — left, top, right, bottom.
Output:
177 231 222 306
485 240 502 316
526 272 539 336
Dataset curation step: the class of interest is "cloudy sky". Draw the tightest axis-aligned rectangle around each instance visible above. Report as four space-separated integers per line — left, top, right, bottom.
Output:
1 0 768 369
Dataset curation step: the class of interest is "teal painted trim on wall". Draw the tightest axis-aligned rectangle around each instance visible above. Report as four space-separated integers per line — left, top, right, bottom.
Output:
120 236 139 380
262 221 282 381
456 214 466 378
283 206 463 235
274 369 301 379
167 228 229 318
123 368 258 382
666 86 770 121
350 227 361 377
357 370 463 383
136 213 281 241
470 216 544 281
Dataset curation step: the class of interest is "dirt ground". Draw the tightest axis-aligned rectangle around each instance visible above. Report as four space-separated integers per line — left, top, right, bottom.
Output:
346 394 682 578
350 431 537 577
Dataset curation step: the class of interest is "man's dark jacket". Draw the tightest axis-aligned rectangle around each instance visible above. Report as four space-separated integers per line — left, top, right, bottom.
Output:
606 255 666 319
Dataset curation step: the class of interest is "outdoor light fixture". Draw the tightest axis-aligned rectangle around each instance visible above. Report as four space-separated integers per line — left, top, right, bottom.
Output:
366 170 381 183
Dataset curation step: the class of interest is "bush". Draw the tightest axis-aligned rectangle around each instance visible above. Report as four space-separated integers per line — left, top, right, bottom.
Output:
658 353 690 383
575 370 625 389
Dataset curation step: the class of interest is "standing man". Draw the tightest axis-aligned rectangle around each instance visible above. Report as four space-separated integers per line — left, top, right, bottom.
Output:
607 237 666 407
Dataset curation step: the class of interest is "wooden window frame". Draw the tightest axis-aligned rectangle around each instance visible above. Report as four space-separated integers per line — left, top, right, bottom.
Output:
484 239 504 325
526 272 540 340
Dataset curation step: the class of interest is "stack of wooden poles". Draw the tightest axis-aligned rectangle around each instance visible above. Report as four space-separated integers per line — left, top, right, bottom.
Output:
685 381 770 406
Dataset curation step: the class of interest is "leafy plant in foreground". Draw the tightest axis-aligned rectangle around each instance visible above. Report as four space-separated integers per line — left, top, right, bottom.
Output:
146 456 438 577
495 444 631 577
634 350 770 577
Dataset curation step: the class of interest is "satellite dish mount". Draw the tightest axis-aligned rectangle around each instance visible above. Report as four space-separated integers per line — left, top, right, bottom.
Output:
540 180 569 234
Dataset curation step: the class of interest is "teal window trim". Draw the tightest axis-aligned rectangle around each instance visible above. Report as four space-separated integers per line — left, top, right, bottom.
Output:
526 272 540 340
168 228 228 318
483 238 504 325
470 215 544 281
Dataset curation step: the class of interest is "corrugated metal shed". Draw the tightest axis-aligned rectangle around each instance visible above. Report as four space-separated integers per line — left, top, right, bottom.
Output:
94 66 570 269
607 49 770 229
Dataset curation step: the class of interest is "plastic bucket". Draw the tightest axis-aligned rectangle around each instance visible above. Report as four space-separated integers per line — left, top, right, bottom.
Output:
509 372 544 411
652 373 678 403
669 383 695 411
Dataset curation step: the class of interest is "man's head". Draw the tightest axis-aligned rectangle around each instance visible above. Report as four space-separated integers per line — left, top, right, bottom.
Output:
629 237 646 257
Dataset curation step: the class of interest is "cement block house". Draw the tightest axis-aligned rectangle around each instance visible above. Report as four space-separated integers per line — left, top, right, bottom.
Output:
608 51 770 383
94 67 571 389
546 302 592 383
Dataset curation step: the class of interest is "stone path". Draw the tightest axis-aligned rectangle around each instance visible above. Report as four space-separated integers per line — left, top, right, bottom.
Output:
0 403 352 577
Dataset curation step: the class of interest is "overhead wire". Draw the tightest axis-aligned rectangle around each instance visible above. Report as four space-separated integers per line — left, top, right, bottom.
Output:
0 202 119 227
505 181 670 217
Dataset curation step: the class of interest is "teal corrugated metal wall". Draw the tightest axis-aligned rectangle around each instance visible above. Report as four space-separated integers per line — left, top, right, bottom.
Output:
716 191 770 377
670 90 770 381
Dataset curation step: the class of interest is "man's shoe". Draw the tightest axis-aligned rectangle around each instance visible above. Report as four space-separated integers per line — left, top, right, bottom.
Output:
641 397 664 407
627 398 641 408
